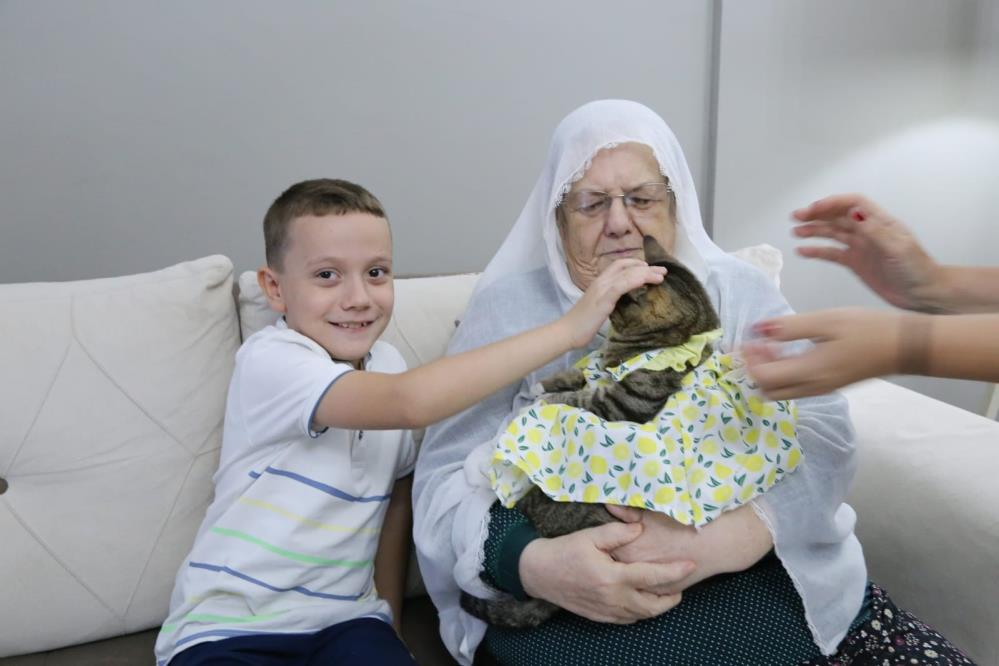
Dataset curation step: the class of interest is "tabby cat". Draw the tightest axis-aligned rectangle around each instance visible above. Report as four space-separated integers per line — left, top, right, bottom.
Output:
460 235 721 629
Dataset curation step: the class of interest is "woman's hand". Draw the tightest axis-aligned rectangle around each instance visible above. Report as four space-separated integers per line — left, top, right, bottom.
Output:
561 259 667 349
518 521 694 624
741 308 904 400
791 194 943 312
605 503 773 594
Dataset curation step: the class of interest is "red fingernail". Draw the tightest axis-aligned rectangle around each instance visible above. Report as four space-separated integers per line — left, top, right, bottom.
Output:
851 210 866 222
753 322 779 336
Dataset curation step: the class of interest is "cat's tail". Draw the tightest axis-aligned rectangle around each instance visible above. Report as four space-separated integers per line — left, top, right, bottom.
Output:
459 590 560 629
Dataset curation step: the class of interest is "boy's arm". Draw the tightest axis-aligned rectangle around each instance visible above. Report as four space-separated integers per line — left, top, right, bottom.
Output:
314 260 666 431
374 474 412 635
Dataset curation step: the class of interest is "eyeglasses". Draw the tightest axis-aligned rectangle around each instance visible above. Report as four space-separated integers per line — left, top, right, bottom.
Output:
561 182 673 219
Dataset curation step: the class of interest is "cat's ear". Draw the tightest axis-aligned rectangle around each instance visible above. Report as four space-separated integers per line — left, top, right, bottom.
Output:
642 235 671 265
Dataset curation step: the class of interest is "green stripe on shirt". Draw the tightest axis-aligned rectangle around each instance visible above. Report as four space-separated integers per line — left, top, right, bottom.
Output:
210 527 371 568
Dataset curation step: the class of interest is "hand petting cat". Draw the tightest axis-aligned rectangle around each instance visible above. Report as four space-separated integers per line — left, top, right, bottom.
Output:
558 258 667 349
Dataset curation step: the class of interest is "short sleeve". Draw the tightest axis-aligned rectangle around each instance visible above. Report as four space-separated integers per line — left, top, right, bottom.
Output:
235 330 354 445
396 430 418 479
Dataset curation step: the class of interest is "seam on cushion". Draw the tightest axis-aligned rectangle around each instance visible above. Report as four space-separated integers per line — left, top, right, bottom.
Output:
69 296 200 458
4 496 121 622
4 335 73 476
1 262 232 306
121 441 220 620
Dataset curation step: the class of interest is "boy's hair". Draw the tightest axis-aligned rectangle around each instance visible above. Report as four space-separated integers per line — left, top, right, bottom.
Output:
263 178 387 270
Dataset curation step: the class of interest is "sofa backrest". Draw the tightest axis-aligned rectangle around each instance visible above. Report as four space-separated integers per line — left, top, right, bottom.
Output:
0 245 781 657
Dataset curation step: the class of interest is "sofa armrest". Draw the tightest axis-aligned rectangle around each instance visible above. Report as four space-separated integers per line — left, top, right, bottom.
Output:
843 379 999 665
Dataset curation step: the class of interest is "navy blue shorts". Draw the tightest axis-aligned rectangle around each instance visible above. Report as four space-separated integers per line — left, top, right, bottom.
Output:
168 617 416 666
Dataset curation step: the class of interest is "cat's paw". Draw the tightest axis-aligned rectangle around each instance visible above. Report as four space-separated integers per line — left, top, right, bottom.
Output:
541 391 580 409
539 369 587 393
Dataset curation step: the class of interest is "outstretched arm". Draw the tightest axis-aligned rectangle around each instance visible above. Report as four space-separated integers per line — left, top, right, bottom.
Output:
743 309 999 400
316 260 666 431
792 193 999 314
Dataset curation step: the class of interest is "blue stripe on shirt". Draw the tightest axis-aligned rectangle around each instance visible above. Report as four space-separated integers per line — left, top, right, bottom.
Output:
188 561 364 601
262 466 391 502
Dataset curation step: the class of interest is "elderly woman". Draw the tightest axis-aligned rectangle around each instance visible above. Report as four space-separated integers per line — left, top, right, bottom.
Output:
413 101 969 665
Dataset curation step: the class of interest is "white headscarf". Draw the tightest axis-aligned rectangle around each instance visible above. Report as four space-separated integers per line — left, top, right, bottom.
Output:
476 99 723 306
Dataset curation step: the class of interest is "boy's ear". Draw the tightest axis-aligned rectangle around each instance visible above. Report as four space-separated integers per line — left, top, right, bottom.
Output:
257 266 287 314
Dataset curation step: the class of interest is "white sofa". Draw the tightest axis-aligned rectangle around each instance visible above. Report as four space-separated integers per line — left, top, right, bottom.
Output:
1 253 996 665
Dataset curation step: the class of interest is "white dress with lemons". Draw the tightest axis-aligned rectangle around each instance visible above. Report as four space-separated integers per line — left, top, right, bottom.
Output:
489 329 802 527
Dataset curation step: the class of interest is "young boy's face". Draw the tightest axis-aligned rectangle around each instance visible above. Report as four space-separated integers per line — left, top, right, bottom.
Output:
259 213 394 367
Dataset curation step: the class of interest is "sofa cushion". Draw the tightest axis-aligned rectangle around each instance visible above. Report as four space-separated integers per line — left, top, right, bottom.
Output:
0 256 240 657
844 379 999 665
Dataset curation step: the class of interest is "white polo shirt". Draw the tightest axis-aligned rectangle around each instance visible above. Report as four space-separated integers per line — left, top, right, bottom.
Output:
155 320 416 665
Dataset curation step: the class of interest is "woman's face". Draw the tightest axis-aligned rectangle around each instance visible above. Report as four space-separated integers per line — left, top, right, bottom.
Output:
558 142 677 290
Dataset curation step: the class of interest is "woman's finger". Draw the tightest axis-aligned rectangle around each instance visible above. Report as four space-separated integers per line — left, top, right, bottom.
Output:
792 193 871 222
620 560 696 592
632 589 683 620
751 311 837 343
796 245 850 265
605 503 643 523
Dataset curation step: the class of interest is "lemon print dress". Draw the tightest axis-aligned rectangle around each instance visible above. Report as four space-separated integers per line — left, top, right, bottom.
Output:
488 329 802 527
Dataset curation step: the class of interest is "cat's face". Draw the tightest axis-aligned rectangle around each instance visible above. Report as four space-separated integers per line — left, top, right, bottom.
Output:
609 271 684 336
609 236 716 341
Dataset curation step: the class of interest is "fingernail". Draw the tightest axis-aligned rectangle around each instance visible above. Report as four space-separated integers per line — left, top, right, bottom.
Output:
851 209 866 222
752 321 779 336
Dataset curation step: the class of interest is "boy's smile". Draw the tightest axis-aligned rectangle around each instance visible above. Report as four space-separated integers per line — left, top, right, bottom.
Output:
259 213 394 367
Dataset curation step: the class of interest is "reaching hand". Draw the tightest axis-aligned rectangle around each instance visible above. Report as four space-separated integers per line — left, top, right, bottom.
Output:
741 308 905 400
562 259 667 348
518 521 694 624
792 194 941 312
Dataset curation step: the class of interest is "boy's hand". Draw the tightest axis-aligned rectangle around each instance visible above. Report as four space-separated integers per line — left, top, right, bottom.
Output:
562 259 667 348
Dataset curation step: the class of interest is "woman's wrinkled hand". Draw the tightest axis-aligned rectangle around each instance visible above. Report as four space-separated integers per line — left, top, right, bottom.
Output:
518 521 694 624
562 259 667 349
742 308 905 400
792 194 942 312
605 503 772 595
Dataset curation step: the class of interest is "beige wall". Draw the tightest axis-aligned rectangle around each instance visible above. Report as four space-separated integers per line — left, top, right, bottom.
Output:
0 0 713 282
2 1 996 414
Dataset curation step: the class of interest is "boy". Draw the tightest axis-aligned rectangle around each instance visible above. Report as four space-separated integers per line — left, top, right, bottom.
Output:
155 179 664 665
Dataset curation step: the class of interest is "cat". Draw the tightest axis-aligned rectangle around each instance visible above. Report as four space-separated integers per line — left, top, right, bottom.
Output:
460 235 721 629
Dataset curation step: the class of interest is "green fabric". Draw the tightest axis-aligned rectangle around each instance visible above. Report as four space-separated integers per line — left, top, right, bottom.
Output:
481 501 872 666
496 522 539 601
482 500 532 593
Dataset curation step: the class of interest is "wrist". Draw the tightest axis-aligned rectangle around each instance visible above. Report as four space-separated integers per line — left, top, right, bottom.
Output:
516 534 548 600
895 313 934 376
552 315 582 350
911 264 956 313
498 523 540 600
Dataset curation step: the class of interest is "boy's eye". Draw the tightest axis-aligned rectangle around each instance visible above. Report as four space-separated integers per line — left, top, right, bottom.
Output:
317 270 337 280
368 267 389 279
